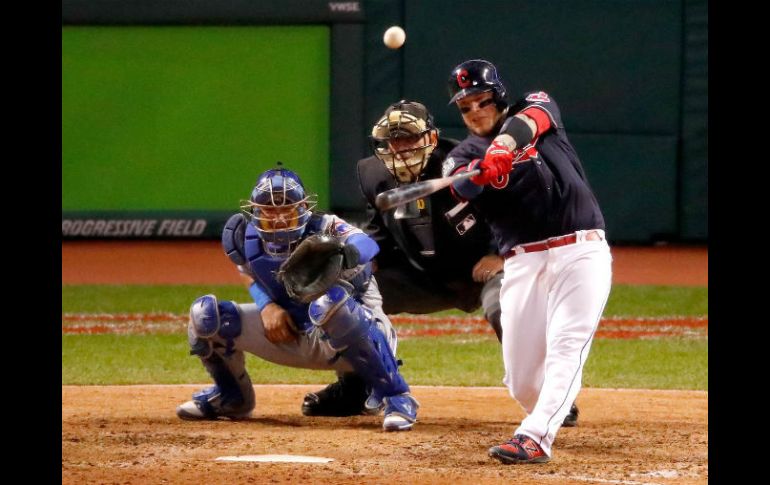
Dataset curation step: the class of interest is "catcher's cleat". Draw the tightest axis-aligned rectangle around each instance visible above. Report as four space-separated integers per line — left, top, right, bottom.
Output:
562 402 579 427
488 434 551 464
176 400 252 420
382 393 419 431
301 374 372 417
176 385 252 421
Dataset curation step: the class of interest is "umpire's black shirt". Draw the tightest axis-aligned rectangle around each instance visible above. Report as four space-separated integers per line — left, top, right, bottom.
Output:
356 138 495 285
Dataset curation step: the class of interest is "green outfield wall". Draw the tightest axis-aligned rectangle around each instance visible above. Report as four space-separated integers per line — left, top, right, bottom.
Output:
63 26 330 237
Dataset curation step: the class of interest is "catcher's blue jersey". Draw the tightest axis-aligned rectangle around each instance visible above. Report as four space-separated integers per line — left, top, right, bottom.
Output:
239 213 375 331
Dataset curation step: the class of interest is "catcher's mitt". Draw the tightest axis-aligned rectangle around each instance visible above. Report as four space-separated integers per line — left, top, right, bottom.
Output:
277 234 360 303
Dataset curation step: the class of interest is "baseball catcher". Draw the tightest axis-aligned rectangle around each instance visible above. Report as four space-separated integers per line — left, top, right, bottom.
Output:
176 165 419 431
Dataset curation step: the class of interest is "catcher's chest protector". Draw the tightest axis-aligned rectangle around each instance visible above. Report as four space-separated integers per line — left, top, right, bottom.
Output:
243 224 312 330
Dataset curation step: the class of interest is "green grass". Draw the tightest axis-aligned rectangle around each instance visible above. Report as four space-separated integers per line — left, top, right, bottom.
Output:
62 334 707 390
603 285 707 317
62 285 249 314
62 283 708 390
63 284 708 317
582 338 707 390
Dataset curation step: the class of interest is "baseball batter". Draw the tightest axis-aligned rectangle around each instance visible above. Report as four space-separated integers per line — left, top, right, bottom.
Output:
444 59 613 463
176 166 419 431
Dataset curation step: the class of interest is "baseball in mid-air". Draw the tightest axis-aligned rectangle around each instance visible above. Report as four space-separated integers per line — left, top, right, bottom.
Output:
383 26 406 49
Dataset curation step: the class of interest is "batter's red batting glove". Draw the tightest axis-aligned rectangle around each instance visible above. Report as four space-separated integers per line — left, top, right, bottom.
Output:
470 141 514 185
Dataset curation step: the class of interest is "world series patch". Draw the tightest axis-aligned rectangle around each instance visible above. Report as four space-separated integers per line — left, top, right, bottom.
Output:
442 157 456 177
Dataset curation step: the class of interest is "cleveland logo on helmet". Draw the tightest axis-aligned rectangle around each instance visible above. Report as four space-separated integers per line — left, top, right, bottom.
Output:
457 69 471 88
447 59 508 108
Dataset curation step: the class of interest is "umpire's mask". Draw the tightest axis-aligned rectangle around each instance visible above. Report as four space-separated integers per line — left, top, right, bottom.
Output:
370 100 438 184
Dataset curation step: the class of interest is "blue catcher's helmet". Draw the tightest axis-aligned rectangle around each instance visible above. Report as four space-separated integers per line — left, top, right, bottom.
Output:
241 167 317 255
447 59 507 109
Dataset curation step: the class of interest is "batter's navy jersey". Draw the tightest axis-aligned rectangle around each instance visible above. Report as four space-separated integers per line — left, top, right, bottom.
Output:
446 91 605 254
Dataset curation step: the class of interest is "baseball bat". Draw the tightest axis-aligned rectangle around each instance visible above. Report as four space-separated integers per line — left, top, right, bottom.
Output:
374 169 481 211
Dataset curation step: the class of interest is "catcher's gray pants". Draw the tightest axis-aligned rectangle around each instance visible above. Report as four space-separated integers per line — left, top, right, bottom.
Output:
209 283 397 374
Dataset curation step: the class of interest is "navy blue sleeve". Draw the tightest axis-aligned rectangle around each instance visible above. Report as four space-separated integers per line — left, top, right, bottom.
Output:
451 159 484 200
444 136 491 200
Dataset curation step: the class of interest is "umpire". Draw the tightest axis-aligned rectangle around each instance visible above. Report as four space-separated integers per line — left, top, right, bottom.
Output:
304 100 576 428
358 100 503 338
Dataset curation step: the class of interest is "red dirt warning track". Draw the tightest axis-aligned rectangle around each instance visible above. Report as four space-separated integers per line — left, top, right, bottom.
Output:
62 241 707 286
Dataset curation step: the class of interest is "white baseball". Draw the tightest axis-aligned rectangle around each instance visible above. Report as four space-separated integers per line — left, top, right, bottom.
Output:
383 26 406 49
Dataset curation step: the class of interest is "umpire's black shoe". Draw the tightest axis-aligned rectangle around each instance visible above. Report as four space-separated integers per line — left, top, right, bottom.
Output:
562 402 579 427
301 373 370 417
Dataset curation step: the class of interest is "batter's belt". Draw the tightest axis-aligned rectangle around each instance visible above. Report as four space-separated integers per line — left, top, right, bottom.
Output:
504 229 605 259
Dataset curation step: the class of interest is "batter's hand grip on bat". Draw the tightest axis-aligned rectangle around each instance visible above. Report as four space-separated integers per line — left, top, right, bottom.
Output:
374 169 481 211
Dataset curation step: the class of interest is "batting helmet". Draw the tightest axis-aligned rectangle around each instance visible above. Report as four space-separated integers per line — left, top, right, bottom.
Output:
447 59 507 108
370 100 438 184
241 165 317 255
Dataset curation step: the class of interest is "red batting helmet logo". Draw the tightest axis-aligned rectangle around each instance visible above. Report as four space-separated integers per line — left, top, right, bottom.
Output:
457 69 471 88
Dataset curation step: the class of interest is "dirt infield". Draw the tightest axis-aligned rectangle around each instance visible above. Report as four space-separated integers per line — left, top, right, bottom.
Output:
62 385 707 485
62 242 708 484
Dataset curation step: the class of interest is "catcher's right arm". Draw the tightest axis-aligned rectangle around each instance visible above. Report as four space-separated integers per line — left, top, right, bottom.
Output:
276 234 360 303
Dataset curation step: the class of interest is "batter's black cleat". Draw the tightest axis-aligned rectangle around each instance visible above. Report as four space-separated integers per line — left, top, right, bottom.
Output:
301 373 372 417
562 402 579 427
488 434 551 464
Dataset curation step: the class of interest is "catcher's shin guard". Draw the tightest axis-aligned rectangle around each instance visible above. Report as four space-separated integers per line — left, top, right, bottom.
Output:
178 295 255 420
309 285 411 412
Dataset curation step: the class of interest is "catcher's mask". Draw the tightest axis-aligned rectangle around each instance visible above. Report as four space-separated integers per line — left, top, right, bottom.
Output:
369 100 438 184
447 58 508 110
241 167 317 256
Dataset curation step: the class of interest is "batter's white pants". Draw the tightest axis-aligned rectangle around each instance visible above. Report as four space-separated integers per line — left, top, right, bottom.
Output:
500 232 612 457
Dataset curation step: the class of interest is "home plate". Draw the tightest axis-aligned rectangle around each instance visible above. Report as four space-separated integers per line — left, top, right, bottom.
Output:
215 454 334 463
